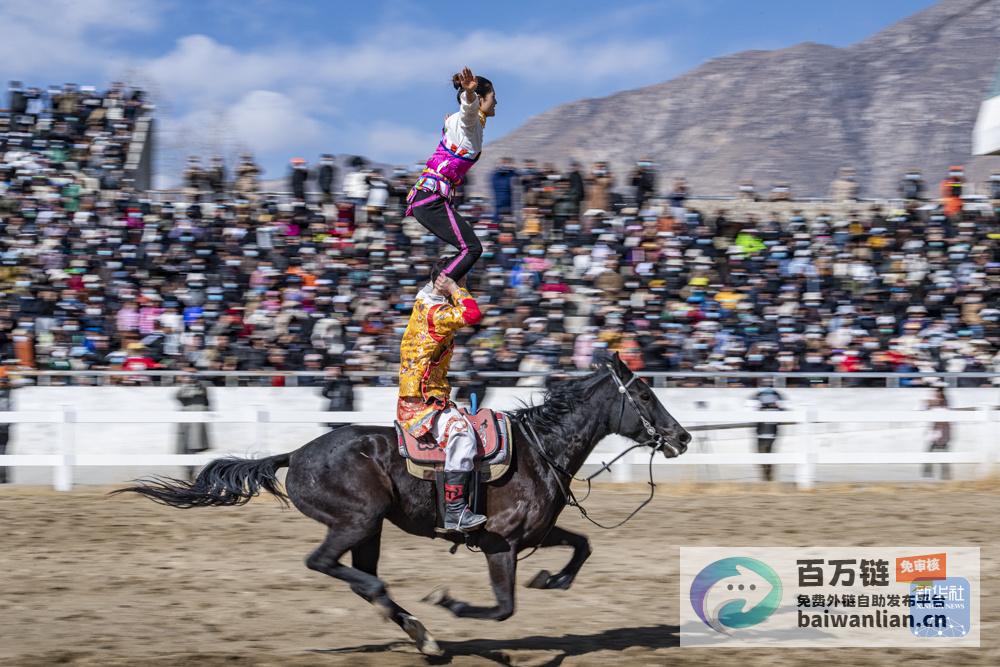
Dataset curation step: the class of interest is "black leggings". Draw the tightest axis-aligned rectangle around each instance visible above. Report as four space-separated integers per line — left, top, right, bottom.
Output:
409 190 482 282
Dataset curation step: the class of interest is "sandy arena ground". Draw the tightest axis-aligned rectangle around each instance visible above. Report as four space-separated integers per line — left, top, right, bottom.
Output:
1 482 998 666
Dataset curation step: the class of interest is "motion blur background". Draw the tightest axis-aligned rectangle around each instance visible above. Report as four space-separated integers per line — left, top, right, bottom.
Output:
2 2 1000 665
0 0 998 485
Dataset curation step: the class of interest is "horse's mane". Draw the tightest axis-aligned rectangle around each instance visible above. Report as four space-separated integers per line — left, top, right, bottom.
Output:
510 368 609 445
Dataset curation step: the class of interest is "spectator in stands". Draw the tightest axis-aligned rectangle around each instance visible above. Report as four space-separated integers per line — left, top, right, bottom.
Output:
343 157 370 208
989 172 1000 203
184 157 204 202
317 154 336 204
585 161 613 213
516 158 542 209
8 81 26 114
631 159 658 210
491 157 518 221
829 167 859 202
207 156 226 200
940 166 964 219
669 177 688 220
289 157 309 202
899 169 925 201
234 153 261 199
738 179 758 202
566 160 586 217
770 180 791 201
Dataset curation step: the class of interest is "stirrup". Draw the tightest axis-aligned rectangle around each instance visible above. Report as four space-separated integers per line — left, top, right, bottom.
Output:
454 507 487 532
438 507 487 534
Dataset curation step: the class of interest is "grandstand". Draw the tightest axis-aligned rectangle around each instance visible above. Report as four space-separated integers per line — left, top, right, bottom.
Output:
1 87 997 382
0 81 997 489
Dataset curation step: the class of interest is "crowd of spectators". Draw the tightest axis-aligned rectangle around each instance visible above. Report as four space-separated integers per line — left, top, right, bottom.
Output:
1 86 998 387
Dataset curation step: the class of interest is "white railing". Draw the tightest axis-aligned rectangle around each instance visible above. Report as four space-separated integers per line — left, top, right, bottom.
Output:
16 370 1000 389
1 407 997 491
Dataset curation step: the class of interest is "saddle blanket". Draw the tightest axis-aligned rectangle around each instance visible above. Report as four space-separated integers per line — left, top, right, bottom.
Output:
395 408 513 482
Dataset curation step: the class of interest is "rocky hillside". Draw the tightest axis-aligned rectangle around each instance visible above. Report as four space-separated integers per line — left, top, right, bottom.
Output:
479 0 1000 198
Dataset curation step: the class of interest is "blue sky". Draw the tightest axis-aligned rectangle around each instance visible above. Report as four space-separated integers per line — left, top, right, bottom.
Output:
0 0 937 184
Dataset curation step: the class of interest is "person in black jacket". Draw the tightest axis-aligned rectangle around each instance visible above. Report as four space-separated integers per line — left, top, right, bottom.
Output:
0 369 12 484
321 364 354 430
751 386 785 482
631 160 657 210
567 160 586 216
289 157 308 202
317 154 336 204
175 369 212 482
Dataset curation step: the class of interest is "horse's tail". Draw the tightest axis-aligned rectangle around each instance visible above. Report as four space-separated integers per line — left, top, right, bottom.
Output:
112 452 291 508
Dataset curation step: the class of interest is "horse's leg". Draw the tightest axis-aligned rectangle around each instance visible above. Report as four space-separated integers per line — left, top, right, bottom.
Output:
526 526 592 590
350 527 382 576
308 527 442 656
423 545 516 621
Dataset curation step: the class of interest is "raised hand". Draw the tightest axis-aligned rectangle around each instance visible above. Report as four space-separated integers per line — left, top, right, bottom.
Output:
458 67 477 93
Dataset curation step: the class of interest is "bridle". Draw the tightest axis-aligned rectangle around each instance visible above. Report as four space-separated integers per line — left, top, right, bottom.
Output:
512 362 683 541
605 364 680 458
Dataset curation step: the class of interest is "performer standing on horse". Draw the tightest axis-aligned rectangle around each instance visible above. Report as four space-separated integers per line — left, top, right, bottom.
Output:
405 67 496 283
397 260 486 533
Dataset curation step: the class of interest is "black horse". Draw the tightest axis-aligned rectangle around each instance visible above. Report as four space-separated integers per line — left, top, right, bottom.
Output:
116 353 690 656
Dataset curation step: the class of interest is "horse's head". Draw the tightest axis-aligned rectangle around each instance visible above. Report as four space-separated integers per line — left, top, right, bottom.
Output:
596 351 690 458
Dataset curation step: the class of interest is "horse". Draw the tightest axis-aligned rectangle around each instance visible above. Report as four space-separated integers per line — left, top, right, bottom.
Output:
115 352 690 656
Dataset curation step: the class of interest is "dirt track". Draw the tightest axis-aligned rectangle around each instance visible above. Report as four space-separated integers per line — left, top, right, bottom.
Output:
2 483 998 666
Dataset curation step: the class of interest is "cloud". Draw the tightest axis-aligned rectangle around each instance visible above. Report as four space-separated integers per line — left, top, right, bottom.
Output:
159 90 327 157
134 25 672 172
228 90 326 152
0 0 159 78
364 123 438 164
141 35 303 103
0 6 674 176
140 25 672 96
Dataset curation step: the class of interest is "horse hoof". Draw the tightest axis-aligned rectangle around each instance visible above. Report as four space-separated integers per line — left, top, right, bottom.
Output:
421 587 450 606
401 614 443 657
526 570 552 589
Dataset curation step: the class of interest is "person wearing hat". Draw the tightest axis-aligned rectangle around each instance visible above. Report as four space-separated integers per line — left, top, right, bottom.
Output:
397 257 485 533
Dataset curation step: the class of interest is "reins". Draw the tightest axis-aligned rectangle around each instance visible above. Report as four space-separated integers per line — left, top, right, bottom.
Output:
516 417 659 531
458 363 675 561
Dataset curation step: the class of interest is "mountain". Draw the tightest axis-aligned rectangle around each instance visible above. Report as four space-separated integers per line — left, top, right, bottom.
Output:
478 0 1000 198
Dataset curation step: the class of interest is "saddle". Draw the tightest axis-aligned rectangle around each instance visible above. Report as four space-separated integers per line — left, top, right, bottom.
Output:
395 407 513 482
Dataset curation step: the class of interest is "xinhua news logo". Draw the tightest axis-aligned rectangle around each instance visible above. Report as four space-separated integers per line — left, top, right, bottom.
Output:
690 557 782 634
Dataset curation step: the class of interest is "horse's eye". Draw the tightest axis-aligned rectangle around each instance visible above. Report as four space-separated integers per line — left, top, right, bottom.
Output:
640 392 652 402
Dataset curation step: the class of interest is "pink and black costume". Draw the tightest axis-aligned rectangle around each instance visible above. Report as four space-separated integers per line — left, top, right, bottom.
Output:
406 90 485 282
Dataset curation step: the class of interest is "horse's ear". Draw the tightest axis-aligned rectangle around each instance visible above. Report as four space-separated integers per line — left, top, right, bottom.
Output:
610 351 632 375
